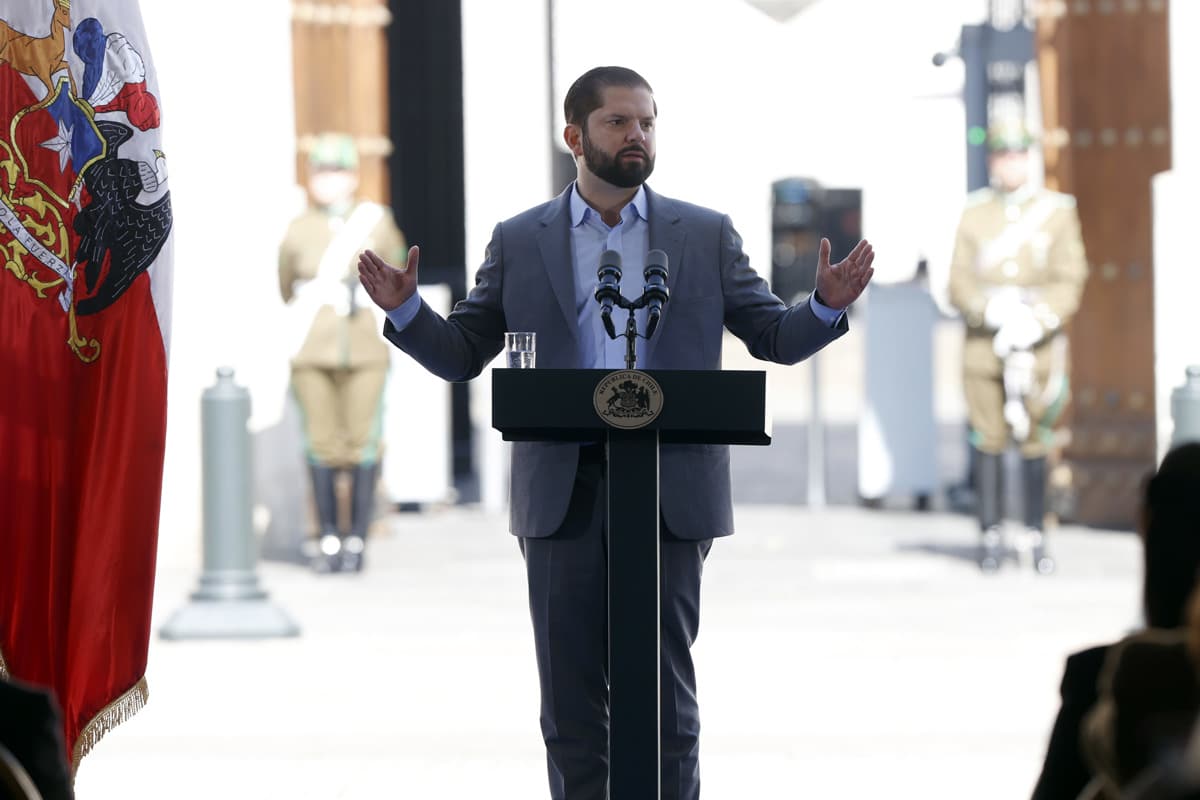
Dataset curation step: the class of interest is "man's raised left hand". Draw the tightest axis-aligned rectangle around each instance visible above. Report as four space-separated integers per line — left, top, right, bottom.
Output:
814 237 875 310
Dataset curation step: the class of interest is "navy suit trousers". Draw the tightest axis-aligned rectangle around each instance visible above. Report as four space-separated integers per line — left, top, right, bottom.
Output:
520 446 711 800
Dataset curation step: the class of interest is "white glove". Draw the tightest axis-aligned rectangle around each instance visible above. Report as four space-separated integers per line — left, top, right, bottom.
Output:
983 287 1024 330
1001 350 1036 441
992 308 1042 356
292 277 350 316
1005 397 1031 442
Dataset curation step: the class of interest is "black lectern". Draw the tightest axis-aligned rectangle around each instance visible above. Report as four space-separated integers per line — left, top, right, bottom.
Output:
493 368 770 799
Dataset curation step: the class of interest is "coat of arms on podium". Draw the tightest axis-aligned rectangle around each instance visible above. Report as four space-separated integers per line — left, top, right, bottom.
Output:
594 370 663 429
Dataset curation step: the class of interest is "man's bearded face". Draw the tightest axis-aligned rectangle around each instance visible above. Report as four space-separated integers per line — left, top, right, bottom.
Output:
581 122 655 188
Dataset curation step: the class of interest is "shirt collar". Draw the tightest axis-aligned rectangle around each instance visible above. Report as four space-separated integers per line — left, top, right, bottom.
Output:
569 182 648 227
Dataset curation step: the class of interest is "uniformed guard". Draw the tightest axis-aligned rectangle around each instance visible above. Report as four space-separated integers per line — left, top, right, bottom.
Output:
278 132 407 572
948 120 1089 574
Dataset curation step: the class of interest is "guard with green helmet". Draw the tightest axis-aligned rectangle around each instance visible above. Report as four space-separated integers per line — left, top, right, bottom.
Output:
278 132 407 573
948 119 1089 575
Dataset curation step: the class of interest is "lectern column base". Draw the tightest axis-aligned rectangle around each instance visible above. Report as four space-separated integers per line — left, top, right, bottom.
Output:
607 430 662 799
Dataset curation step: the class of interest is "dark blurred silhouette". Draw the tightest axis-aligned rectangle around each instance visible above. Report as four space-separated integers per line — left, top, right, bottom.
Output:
0 677 74 800
1031 443 1200 799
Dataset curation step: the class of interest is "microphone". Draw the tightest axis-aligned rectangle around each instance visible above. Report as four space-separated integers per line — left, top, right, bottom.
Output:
595 249 622 340
643 249 669 339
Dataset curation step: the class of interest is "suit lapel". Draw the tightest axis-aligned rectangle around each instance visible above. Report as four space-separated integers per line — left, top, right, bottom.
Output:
534 187 579 349
646 187 686 363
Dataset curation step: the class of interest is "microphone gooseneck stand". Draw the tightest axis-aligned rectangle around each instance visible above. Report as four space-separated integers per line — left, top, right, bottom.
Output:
599 281 662 368
623 309 639 369
597 249 670 368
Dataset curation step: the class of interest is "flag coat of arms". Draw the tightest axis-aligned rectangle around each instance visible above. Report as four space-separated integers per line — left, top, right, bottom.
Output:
0 0 172 770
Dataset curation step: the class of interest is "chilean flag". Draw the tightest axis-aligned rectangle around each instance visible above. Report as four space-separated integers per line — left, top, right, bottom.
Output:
0 0 172 773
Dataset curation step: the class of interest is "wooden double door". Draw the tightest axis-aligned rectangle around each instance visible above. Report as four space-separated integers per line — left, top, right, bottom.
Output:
290 0 393 204
1035 0 1170 529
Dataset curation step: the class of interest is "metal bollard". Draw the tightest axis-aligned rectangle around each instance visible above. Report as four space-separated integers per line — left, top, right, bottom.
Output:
807 351 826 508
1171 365 1200 448
160 367 299 639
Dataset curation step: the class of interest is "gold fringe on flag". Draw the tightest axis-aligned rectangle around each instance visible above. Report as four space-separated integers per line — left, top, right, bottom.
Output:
70 676 150 774
1 646 150 776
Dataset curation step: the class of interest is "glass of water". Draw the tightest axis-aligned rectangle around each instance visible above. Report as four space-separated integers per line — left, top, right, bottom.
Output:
504 331 536 369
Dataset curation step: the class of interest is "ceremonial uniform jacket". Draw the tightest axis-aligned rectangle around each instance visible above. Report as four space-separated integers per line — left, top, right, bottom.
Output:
948 186 1088 378
279 202 406 369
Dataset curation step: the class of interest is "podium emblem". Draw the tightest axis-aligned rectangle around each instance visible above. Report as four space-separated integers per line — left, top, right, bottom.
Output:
594 370 663 429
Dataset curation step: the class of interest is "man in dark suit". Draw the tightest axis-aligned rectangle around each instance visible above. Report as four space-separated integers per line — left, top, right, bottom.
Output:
358 66 874 800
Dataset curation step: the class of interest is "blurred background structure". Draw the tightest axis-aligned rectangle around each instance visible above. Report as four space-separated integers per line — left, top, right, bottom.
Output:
137 0 1192 557
78 0 1197 795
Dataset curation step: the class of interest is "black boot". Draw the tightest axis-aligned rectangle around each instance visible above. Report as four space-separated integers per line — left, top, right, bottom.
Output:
947 433 979 514
342 463 378 573
1022 456 1054 575
309 463 342 573
975 449 1004 573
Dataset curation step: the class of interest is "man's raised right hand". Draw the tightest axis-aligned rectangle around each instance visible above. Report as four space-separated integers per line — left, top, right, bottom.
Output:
358 244 420 311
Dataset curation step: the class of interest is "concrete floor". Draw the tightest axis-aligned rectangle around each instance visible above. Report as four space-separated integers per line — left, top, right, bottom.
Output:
73 503 1141 800
69 315 1148 798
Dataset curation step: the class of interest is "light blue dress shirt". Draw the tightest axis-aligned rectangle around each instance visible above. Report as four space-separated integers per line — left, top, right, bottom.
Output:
570 183 650 368
384 183 844 352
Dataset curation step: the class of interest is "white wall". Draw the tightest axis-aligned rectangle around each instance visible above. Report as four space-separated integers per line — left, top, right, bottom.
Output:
1153 0 1200 460
139 0 299 567
540 0 986 293
462 0 552 510
773 0 982 294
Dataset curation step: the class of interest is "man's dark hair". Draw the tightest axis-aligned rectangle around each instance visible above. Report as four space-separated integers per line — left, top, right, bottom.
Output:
1141 442 1200 628
563 66 655 126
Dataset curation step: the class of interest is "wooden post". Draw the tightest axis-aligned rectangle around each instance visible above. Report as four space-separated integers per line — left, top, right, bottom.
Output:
1034 0 1171 528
